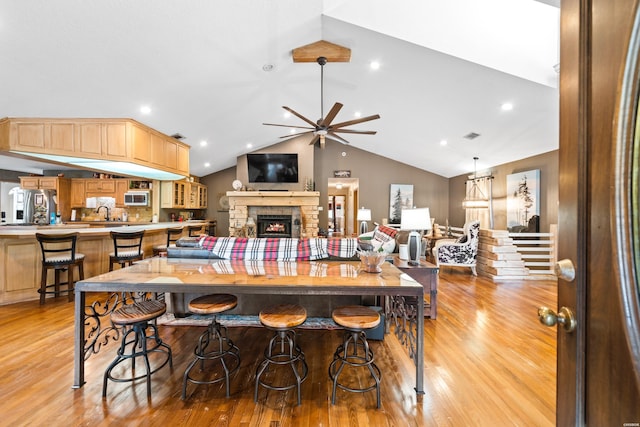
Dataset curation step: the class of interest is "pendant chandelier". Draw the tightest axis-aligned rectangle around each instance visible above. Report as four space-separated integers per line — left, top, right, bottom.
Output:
462 157 490 209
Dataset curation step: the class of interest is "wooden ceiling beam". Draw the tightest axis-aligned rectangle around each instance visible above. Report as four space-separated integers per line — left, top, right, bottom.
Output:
292 40 351 63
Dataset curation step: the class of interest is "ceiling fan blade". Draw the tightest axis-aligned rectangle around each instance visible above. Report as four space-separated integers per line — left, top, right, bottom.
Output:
263 122 315 130
308 134 321 146
326 132 351 144
282 106 318 128
319 102 343 127
279 130 313 138
332 129 377 135
330 114 381 129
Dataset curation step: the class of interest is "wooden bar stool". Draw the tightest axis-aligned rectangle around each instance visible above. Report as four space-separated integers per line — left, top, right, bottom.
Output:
329 305 382 408
153 227 183 257
35 232 85 304
102 299 172 399
255 304 308 405
109 230 145 271
182 294 241 399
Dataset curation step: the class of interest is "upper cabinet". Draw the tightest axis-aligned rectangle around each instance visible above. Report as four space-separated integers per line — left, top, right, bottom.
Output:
161 180 207 209
20 176 59 190
0 118 190 178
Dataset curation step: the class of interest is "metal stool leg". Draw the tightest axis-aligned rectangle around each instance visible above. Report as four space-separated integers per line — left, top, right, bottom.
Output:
255 328 308 405
182 316 240 399
329 329 381 408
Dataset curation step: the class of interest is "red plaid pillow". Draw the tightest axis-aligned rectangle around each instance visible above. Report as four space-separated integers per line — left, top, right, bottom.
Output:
373 224 397 242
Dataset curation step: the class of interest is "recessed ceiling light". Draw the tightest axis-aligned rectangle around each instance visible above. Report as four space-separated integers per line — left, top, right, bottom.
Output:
501 102 514 111
140 105 151 114
283 111 291 119
354 111 362 118
290 128 296 134
200 140 207 147
204 162 210 167
246 143 253 149
370 61 381 70
440 140 448 146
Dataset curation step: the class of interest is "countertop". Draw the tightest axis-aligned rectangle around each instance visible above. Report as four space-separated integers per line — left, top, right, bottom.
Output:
0 220 211 237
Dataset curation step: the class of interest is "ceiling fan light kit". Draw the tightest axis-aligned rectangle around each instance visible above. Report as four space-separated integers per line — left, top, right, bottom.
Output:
263 44 380 148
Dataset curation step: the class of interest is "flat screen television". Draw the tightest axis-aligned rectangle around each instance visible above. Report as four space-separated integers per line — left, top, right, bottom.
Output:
247 153 299 183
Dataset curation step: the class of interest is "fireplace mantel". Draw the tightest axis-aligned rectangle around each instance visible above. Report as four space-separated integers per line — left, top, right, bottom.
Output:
227 191 320 237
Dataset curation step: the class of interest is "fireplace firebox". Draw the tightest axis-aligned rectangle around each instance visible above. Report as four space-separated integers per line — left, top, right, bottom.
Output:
257 215 292 238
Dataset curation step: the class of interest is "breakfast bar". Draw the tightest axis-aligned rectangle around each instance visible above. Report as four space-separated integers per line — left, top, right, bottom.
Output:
73 257 425 395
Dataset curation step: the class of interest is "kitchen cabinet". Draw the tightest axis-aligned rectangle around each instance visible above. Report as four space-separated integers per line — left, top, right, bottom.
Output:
70 179 86 207
187 182 208 209
20 176 58 190
81 178 129 201
1 118 190 177
115 180 128 206
198 184 208 209
161 181 187 208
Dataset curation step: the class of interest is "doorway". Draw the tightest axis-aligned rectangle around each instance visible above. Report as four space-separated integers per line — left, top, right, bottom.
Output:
327 178 359 237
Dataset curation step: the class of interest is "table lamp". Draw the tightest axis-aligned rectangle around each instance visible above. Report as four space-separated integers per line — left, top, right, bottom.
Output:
400 208 432 265
357 207 372 235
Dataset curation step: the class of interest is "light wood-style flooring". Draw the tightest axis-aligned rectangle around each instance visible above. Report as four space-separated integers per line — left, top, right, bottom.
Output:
0 268 556 426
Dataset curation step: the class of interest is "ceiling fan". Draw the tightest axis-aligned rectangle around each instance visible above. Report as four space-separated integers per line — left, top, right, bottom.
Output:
263 56 380 148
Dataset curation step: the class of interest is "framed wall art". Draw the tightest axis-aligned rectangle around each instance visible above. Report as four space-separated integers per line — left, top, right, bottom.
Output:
389 184 414 224
506 169 540 229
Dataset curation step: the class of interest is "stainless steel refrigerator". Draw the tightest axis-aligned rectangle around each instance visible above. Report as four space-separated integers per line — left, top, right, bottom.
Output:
22 189 57 225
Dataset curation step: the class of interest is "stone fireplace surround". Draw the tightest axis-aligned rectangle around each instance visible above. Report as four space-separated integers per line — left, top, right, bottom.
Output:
227 191 320 238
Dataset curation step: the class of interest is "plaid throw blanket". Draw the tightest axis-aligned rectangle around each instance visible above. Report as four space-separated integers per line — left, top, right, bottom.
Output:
200 237 299 261
199 237 358 261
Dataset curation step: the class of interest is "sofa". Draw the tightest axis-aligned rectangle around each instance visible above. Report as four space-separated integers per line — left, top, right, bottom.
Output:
167 236 369 317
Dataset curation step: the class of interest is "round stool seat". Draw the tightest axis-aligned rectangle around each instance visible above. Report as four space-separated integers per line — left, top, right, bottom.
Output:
103 299 172 399
188 294 238 315
259 304 307 329
332 305 380 330
111 300 166 325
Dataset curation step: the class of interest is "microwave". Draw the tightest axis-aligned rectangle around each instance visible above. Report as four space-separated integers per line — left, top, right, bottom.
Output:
123 191 150 206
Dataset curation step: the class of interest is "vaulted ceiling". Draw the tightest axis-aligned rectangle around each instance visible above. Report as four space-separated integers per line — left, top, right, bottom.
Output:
0 0 559 179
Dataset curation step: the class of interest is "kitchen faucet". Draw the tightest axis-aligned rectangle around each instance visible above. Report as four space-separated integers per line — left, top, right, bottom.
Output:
96 205 111 221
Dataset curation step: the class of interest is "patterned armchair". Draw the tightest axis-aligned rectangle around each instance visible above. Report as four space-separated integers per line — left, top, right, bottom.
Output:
432 220 481 276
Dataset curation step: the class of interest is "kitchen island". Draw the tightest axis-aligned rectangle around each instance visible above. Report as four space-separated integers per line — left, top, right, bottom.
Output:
0 221 210 305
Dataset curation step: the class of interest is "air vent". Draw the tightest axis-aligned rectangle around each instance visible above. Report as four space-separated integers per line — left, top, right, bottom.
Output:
463 132 481 140
171 133 185 140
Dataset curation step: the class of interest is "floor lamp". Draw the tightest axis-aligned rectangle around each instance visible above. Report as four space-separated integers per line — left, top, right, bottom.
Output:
400 208 432 265
358 207 371 235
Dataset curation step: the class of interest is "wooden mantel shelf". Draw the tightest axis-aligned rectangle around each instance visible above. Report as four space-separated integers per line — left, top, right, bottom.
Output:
227 191 319 197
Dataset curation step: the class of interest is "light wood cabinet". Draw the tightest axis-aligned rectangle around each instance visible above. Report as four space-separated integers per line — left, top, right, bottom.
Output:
70 178 129 207
20 176 58 190
186 182 208 209
0 118 190 177
85 180 116 193
167 181 208 209
161 181 187 208
198 184 208 208
70 179 86 207
115 180 128 206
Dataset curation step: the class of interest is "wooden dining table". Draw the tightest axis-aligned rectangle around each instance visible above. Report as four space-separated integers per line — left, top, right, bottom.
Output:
72 257 425 395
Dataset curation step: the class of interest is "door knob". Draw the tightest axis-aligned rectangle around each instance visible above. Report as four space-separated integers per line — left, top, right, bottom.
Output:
537 306 577 332
554 259 576 281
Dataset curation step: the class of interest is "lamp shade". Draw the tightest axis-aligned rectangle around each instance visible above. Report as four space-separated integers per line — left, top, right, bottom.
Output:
357 208 371 221
400 208 432 231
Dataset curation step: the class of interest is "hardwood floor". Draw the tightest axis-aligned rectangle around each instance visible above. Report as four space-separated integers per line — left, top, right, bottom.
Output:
0 269 556 426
